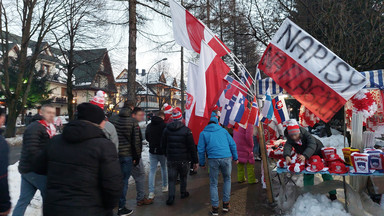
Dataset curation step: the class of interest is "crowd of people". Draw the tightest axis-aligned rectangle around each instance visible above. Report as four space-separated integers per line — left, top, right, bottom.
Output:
0 90 339 216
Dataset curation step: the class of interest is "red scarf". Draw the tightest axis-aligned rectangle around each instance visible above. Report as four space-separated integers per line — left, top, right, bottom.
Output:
39 120 56 138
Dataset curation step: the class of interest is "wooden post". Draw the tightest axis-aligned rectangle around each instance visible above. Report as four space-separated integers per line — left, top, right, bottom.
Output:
258 123 274 203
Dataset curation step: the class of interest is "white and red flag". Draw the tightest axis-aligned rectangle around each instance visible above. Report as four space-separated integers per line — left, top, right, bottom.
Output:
195 41 230 119
185 62 210 144
169 0 230 57
258 18 367 122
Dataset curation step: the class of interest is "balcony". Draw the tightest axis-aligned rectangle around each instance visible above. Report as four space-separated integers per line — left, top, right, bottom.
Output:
51 96 68 104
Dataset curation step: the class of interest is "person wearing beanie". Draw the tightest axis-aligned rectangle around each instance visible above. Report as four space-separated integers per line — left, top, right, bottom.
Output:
161 109 198 206
198 113 238 215
90 90 105 109
34 103 123 216
283 119 337 201
163 103 173 123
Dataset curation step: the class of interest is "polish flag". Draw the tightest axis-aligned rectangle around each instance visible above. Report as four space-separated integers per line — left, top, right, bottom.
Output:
185 62 198 127
169 0 230 57
195 41 230 119
185 63 210 144
258 18 367 122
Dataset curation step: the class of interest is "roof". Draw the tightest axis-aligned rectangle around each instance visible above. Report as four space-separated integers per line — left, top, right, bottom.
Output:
73 48 107 84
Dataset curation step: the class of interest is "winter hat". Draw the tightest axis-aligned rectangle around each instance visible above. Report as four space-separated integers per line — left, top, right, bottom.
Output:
306 161 328 172
328 161 349 174
163 103 173 114
288 161 305 173
287 120 300 136
77 103 105 124
277 159 287 168
322 147 337 161
172 108 183 121
308 155 322 165
90 90 105 109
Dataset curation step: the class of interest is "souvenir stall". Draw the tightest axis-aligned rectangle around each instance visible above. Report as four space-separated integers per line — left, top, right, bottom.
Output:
258 69 384 214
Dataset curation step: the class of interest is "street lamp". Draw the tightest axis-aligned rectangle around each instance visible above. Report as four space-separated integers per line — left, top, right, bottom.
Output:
146 58 167 123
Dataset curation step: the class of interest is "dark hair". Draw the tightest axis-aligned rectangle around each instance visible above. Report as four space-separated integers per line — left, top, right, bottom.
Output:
132 107 143 115
156 110 165 118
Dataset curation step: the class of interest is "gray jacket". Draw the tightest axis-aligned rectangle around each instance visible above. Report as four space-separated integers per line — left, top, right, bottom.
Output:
103 121 119 152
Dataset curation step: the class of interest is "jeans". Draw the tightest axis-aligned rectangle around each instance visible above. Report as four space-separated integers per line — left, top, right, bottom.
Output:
131 160 146 201
253 136 260 156
119 156 133 209
148 153 168 193
303 174 337 195
167 161 189 197
208 157 232 207
13 172 47 216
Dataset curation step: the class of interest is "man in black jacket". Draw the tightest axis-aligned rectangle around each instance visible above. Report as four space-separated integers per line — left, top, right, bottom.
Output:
146 111 168 200
162 108 198 205
112 106 141 216
0 108 10 216
13 104 56 216
35 103 123 216
283 121 336 200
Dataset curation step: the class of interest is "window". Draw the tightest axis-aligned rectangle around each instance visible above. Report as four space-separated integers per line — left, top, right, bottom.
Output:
61 87 67 97
41 64 50 73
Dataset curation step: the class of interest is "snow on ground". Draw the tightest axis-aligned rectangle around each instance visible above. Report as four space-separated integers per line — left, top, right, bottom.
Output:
8 162 42 216
8 145 151 215
6 135 23 146
314 129 347 158
288 193 351 216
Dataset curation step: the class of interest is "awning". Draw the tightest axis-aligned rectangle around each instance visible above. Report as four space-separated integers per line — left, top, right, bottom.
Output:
256 69 384 98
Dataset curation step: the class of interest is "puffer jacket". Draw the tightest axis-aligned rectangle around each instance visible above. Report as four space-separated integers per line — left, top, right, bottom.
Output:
161 121 198 164
34 120 123 216
145 116 166 155
233 123 254 164
19 114 50 174
0 130 10 214
197 118 238 166
112 108 142 159
283 127 324 159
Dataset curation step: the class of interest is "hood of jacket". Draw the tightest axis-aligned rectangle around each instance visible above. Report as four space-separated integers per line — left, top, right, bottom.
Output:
119 107 132 117
62 120 105 143
31 114 44 122
203 122 222 132
151 116 164 125
167 121 185 131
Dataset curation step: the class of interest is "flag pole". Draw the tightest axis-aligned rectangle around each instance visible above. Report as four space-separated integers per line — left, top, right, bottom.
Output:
254 71 274 204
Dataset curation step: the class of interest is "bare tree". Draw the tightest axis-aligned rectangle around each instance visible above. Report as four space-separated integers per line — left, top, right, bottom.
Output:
0 0 64 137
53 0 106 119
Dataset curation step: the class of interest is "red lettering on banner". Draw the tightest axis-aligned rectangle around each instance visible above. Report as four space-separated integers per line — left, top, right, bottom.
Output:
259 43 346 122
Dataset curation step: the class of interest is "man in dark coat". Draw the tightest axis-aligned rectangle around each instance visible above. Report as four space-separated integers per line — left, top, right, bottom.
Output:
35 103 123 216
13 104 56 216
283 120 336 200
146 111 168 200
0 108 10 216
112 106 141 216
162 108 198 205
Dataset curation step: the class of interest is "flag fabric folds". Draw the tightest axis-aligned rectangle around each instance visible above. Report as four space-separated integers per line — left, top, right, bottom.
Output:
248 96 259 126
260 89 274 123
169 0 229 57
195 41 230 119
185 62 198 127
272 96 289 124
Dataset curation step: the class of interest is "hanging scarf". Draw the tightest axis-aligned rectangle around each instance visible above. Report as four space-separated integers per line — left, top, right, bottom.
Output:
39 120 57 138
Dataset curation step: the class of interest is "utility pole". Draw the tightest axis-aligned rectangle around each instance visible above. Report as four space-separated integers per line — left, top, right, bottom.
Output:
180 0 185 113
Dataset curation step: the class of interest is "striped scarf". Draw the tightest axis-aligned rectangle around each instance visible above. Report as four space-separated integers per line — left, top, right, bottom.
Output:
39 120 57 138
